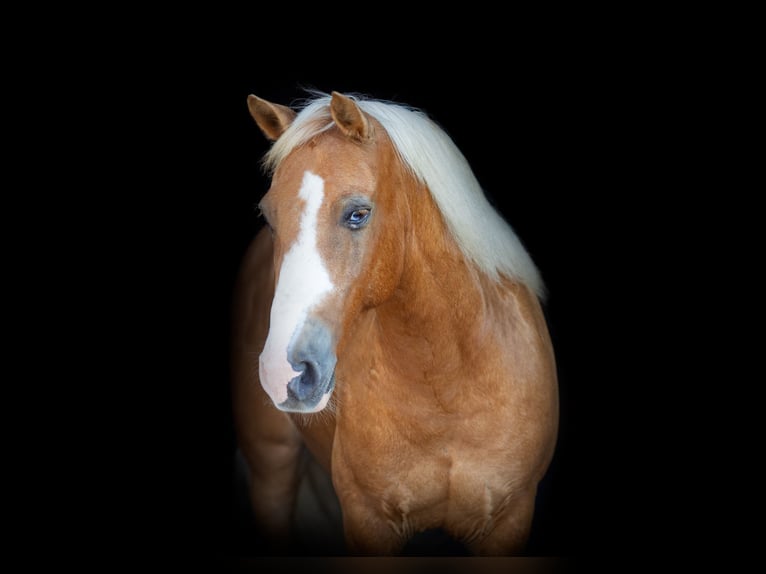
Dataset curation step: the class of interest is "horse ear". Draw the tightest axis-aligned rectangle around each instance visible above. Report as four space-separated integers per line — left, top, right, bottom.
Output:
247 94 297 141
330 91 372 140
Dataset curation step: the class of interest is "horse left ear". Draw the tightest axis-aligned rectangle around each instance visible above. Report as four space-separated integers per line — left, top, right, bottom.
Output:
247 94 297 141
330 91 372 140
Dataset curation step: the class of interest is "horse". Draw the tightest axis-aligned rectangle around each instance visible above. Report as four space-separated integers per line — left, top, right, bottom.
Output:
231 90 559 556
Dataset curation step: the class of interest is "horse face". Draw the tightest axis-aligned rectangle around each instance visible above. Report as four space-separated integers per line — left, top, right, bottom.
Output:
258 130 401 413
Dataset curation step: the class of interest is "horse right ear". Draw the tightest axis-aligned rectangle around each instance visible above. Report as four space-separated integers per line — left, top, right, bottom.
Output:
247 95 297 141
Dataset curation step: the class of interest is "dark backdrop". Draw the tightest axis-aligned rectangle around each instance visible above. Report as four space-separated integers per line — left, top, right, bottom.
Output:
130 56 635 568
24 9 710 568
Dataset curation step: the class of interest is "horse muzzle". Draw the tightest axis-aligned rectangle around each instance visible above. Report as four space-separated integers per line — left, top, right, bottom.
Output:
260 316 337 413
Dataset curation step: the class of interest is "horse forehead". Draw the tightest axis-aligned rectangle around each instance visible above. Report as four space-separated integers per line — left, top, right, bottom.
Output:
280 133 379 191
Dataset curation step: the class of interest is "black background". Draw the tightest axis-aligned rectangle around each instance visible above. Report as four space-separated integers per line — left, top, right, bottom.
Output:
113 40 655 569
25 11 734 570
175 78 592 558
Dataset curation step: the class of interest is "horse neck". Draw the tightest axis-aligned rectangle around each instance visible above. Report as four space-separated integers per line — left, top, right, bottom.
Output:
368 185 496 386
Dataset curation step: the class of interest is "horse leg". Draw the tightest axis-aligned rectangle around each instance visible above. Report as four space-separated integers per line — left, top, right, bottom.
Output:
231 229 305 550
467 488 538 556
330 451 406 555
234 383 304 550
338 498 406 555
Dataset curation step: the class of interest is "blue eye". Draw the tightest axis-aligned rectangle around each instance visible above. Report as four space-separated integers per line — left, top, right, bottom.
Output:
344 207 371 229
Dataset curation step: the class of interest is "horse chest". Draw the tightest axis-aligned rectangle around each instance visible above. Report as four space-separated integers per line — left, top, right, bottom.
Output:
332 424 510 538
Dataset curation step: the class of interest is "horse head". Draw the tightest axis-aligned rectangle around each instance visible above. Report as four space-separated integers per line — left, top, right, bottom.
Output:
248 92 409 413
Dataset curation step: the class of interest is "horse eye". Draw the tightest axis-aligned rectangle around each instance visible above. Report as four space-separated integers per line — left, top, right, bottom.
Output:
344 207 371 229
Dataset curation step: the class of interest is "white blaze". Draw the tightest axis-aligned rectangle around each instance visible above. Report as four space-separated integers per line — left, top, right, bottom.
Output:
259 171 334 405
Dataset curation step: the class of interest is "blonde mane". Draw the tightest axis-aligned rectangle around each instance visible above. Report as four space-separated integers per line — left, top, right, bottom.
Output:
262 92 545 299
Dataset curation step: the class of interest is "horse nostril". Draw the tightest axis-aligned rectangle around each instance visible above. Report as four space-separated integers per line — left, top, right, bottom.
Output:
287 361 319 401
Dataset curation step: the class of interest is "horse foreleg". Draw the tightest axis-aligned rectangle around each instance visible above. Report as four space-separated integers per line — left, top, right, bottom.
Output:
232 229 305 549
466 488 537 556
236 404 304 550
338 498 406 555
330 450 407 555
233 348 304 551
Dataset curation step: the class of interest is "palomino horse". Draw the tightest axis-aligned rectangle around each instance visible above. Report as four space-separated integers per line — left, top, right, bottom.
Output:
231 91 559 555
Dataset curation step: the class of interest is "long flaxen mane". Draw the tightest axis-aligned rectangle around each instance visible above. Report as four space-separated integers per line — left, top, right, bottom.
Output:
262 91 545 299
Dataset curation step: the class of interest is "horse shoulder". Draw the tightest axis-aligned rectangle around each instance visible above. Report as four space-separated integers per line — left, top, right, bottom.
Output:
492 281 559 478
